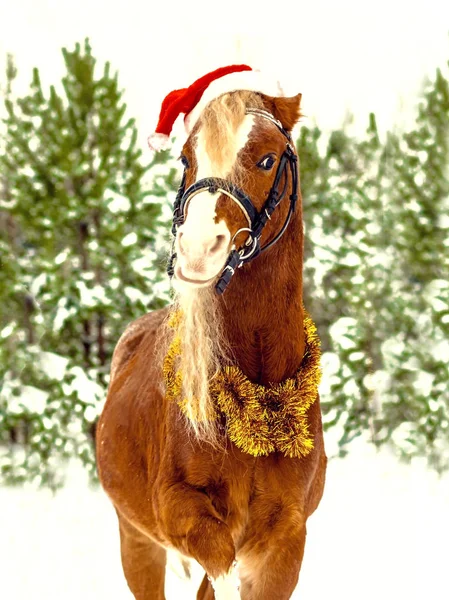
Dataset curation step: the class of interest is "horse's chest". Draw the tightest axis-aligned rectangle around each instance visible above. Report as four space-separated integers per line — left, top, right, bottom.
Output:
185 453 304 548
184 458 254 541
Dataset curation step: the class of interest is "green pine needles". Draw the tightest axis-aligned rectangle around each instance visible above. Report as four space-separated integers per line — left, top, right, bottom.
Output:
1 40 448 488
299 62 449 471
0 40 177 488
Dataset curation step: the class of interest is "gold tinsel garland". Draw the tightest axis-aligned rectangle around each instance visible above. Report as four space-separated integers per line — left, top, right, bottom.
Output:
163 310 321 459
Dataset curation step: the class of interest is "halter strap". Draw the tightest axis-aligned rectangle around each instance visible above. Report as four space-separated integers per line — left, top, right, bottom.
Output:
246 108 289 137
167 108 299 294
179 178 258 228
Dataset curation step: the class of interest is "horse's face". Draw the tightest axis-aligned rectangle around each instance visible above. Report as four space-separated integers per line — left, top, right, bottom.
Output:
173 91 301 288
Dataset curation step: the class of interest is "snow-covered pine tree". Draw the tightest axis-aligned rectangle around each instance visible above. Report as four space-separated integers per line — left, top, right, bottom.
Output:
299 115 391 453
299 60 449 468
374 63 449 469
0 40 176 488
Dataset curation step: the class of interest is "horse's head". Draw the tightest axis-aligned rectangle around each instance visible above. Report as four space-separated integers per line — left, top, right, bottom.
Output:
172 91 302 290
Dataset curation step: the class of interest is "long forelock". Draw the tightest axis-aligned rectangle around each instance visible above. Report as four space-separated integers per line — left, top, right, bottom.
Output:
198 90 265 182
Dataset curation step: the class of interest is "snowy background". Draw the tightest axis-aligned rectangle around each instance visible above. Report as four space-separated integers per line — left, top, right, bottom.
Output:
1 436 449 599
1 0 449 138
1 1 449 598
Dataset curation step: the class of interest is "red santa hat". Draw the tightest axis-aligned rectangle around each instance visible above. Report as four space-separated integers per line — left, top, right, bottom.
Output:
148 64 284 152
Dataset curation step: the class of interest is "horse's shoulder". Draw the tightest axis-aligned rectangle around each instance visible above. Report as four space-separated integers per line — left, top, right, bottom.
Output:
110 306 170 382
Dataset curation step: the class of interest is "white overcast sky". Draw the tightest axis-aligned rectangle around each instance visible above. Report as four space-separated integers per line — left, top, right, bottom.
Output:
1 0 448 146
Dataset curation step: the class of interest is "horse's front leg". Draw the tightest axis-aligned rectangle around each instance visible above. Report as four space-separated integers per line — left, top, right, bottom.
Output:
238 522 306 600
158 481 237 584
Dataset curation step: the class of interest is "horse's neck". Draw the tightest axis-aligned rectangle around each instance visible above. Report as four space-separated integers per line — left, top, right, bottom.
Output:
220 215 305 385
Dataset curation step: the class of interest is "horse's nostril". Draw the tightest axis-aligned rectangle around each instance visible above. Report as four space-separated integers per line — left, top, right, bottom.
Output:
209 234 227 254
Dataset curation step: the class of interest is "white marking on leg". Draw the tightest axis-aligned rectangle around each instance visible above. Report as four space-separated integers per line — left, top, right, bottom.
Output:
210 563 241 600
165 550 205 599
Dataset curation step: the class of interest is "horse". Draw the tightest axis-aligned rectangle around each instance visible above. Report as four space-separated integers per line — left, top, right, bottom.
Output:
97 76 327 599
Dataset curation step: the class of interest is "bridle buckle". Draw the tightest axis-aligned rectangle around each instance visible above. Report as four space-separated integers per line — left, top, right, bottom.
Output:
238 235 259 261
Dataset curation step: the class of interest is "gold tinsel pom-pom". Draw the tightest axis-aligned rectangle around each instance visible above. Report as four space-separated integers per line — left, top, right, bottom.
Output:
163 309 321 459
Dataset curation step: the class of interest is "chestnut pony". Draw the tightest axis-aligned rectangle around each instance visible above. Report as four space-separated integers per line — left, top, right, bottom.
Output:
97 89 327 599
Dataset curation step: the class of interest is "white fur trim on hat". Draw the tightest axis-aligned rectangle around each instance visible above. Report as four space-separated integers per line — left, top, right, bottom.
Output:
184 70 285 134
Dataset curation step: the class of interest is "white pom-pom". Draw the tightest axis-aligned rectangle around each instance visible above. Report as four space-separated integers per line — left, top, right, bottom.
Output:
147 132 170 152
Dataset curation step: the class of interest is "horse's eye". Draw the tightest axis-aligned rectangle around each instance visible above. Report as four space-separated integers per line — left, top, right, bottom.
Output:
180 155 190 168
257 154 276 171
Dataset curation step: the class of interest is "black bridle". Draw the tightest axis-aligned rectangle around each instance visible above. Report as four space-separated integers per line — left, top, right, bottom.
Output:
167 108 299 295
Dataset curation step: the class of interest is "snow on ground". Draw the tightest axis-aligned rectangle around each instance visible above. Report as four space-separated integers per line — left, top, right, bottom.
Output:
1 438 448 599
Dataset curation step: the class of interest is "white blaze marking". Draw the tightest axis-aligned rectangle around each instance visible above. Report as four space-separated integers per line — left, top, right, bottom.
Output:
180 191 229 256
175 114 256 283
195 114 255 181
181 115 256 244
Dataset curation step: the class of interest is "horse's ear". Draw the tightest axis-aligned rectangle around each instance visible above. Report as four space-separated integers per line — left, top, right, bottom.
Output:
269 94 302 132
